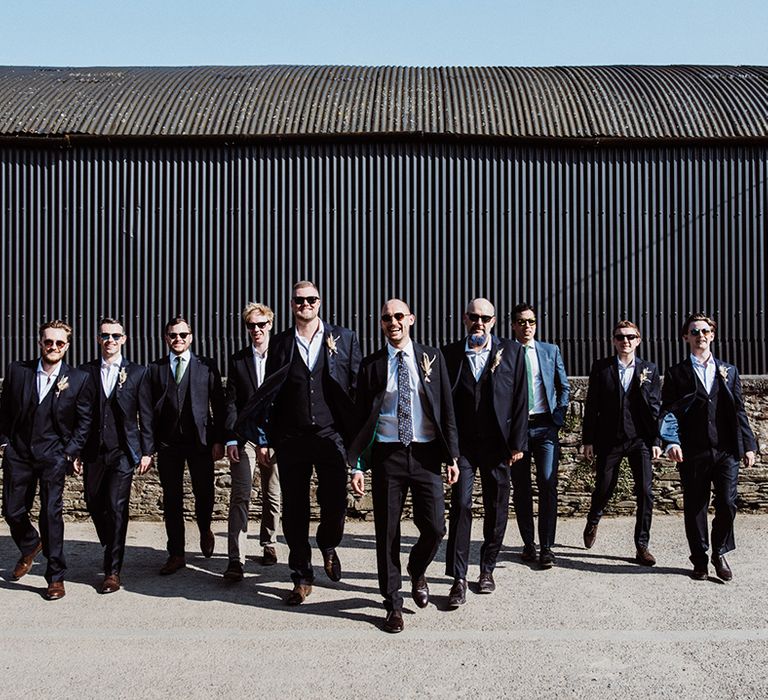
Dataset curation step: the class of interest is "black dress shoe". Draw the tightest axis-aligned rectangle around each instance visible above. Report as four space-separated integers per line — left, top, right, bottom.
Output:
477 572 495 594
583 522 598 549
322 548 342 582
712 554 732 581
223 560 244 582
383 609 404 633
539 548 556 569
262 545 278 566
521 544 537 562
286 584 313 606
200 529 215 558
159 555 186 575
691 566 708 581
407 565 429 608
447 578 467 607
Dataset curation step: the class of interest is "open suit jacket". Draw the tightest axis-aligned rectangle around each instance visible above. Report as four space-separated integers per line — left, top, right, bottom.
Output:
0 359 94 460
79 358 155 465
516 339 570 426
235 323 361 446
582 355 661 453
660 357 757 458
147 353 226 448
347 341 460 469
441 335 528 459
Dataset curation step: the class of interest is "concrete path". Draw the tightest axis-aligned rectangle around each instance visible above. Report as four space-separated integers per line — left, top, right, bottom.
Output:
2 515 768 698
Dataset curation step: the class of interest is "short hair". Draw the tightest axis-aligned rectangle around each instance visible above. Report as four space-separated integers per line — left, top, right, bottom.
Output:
293 280 319 295
612 320 641 337
38 319 72 341
98 317 124 333
241 302 274 323
682 312 717 337
513 302 535 317
165 316 192 334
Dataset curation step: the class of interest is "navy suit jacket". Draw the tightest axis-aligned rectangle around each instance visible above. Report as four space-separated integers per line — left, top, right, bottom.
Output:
516 339 570 427
660 357 757 458
0 359 94 460
441 335 528 456
79 358 155 464
348 341 460 470
581 355 661 452
147 353 226 448
235 323 361 446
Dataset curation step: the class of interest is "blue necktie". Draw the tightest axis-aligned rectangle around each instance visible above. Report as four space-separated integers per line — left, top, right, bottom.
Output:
397 351 413 446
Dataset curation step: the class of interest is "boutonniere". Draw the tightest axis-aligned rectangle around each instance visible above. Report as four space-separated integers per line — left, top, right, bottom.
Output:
490 349 503 373
420 353 436 383
718 365 729 381
326 334 339 356
117 367 128 389
638 367 651 386
55 375 69 397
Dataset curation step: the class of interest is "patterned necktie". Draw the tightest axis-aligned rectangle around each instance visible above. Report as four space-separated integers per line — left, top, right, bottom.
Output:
175 356 185 384
396 351 413 446
524 345 535 412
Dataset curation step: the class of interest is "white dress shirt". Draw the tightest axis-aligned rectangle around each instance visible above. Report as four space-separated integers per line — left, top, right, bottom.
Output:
101 355 123 396
376 340 436 443
36 360 62 403
295 320 325 371
252 345 267 387
169 349 191 380
523 341 548 415
464 337 491 381
691 353 716 393
617 356 635 392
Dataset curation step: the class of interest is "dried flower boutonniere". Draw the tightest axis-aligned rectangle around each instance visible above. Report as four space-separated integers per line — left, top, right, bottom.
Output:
638 367 651 386
117 367 128 389
326 334 339 356
55 376 69 397
420 353 436 383
718 365 729 382
490 349 503 373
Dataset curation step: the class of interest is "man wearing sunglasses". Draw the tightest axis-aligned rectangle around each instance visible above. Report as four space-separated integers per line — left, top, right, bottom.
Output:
147 316 226 575
236 281 361 605
510 302 570 569
349 299 459 633
0 319 94 600
77 318 155 593
581 320 661 565
222 302 281 580
660 313 757 581
440 298 528 606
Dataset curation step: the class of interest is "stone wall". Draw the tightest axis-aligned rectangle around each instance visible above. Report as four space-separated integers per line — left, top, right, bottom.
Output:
2 377 766 522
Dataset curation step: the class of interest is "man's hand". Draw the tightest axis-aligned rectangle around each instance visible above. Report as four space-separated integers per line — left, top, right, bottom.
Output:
350 471 365 496
667 445 684 463
137 455 153 474
507 451 524 465
744 450 756 468
256 447 272 467
227 445 240 463
651 446 662 460
582 444 594 462
72 457 83 476
211 443 225 461
446 460 459 485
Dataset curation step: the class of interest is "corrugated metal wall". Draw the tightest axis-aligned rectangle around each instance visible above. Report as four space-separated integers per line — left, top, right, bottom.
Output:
1 141 766 375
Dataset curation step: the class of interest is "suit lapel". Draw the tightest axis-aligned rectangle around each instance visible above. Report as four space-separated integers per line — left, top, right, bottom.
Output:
243 347 259 391
714 358 734 400
413 343 438 416
323 325 336 380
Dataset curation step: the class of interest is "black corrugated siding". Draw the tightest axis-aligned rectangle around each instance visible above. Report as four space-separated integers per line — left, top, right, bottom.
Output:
1 141 766 374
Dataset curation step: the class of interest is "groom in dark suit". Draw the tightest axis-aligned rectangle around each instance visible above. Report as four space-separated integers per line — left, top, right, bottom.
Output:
1 319 94 600
78 318 155 593
441 297 528 606
349 298 459 633
581 320 661 565
661 312 757 581
236 281 361 605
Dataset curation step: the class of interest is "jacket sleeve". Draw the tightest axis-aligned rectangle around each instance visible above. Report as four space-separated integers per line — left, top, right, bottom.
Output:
208 360 227 444
552 346 571 427
223 356 239 442
659 368 681 448
647 366 663 448
437 353 460 461
0 363 16 440
581 362 599 444
65 372 95 458
348 331 362 399
507 346 529 454
137 367 155 456
732 369 758 454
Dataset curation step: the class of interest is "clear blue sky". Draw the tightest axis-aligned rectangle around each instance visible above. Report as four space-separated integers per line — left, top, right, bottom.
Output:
2 0 766 67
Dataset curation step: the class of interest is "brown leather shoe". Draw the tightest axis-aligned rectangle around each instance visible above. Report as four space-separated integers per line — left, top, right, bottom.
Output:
407 565 429 608
383 609 404 633
45 581 66 600
477 572 496 594
101 574 121 594
11 541 43 581
712 554 733 582
262 545 277 566
286 584 313 606
159 555 186 575
635 546 656 567
322 548 342 582
691 566 708 581
583 522 598 549
200 530 215 558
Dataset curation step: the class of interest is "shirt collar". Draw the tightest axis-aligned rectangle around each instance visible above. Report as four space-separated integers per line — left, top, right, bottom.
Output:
252 344 268 359
464 335 492 353
169 349 191 364
387 339 413 359
101 354 123 369
37 359 62 377
616 356 635 370
522 339 536 349
690 353 714 368
295 319 325 343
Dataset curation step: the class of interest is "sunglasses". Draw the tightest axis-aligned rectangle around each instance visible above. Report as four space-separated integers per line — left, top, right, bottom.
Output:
167 332 190 340
43 339 67 349
292 296 319 306
688 327 712 336
468 313 494 323
246 321 270 330
516 318 537 326
381 312 407 323
100 333 124 341
614 334 638 341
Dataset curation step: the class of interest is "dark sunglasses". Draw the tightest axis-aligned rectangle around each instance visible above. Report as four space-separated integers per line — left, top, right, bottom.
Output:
614 334 638 341
167 332 190 340
516 318 537 326
688 327 712 336
382 312 407 323
292 296 319 306
43 339 67 349
468 313 494 323
100 333 124 341
246 321 270 330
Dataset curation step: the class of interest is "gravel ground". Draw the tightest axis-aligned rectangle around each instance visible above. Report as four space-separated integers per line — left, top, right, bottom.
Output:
2 514 768 699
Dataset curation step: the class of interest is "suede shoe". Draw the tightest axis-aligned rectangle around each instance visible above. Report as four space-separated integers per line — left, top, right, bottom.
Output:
447 578 467 608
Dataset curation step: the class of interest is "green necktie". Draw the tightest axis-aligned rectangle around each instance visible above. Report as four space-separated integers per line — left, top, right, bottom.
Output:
524 345 534 412
175 356 185 384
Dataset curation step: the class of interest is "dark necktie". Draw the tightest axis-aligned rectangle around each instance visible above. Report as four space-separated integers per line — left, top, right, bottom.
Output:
175 356 185 384
397 351 413 446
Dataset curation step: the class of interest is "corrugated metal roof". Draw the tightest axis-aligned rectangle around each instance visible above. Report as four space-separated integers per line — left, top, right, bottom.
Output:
0 65 767 139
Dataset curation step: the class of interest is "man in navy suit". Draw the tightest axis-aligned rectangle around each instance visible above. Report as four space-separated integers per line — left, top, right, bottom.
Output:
510 302 570 569
441 298 528 606
222 302 281 581
581 320 661 565
78 318 155 593
349 298 459 633
147 316 226 575
236 281 361 605
0 319 94 600
661 312 757 581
